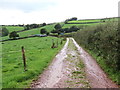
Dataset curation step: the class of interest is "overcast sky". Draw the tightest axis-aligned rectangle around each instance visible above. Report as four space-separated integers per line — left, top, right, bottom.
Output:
0 0 119 25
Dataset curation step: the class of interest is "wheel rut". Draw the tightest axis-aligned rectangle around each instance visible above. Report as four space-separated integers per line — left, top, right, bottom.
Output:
31 38 118 88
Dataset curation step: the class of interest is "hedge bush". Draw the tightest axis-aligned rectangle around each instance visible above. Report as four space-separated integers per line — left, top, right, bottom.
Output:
73 20 120 85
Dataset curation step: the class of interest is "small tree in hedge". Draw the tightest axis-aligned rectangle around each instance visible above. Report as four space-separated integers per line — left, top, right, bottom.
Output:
9 31 19 39
42 23 46 26
40 28 47 34
69 26 79 32
0 27 9 37
46 32 49 35
54 23 62 30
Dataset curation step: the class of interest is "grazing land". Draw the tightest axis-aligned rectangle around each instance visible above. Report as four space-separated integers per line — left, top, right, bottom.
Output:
6 26 24 33
2 36 65 88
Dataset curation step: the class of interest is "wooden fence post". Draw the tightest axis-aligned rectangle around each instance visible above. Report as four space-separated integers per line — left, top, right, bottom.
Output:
51 39 55 48
60 39 63 45
21 46 27 71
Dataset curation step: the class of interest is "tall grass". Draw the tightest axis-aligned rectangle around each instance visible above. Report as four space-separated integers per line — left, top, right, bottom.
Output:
2 37 65 88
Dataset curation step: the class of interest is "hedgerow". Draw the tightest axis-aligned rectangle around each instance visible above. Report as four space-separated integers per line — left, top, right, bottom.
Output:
73 20 120 85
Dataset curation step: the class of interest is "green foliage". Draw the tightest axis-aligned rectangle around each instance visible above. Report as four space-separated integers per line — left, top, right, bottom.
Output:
54 23 62 30
24 24 40 30
0 27 9 37
9 31 19 39
51 25 79 34
1 26 24 41
65 17 77 22
46 32 49 35
42 23 46 26
69 26 79 32
73 20 120 85
40 28 47 34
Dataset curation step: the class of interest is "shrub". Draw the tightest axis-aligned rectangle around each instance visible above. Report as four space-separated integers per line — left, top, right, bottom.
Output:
40 28 47 34
0 27 9 37
9 31 19 39
42 23 46 26
73 21 119 71
54 23 62 30
69 26 79 32
46 32 49 35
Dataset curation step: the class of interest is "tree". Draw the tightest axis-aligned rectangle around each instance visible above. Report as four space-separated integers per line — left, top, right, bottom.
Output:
69 26 79 32
42 23 46 26
9 31 19 39
63 28 69 33
54 23 62 30
71 17 77 21
0 27 9 37
46 32 49 35
24 24 30 30
65 17 78 22
40 28 47 34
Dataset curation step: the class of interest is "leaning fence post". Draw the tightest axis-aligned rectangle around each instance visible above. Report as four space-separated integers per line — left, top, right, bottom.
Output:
21 46 27 71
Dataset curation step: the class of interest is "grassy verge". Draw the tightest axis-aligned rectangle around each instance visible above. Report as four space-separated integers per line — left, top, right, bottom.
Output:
79 45 120 86
88 50 120 86
2 36 65 88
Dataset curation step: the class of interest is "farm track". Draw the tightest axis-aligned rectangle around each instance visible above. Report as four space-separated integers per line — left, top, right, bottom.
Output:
31 38 118 88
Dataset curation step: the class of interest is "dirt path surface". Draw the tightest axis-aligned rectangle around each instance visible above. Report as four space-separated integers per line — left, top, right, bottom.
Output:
31 38 118 88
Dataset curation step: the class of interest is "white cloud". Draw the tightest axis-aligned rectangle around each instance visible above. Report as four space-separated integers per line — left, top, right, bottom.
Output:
0 0 119 25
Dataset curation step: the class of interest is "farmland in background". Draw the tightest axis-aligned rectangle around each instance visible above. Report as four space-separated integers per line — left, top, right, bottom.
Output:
6 26 24 33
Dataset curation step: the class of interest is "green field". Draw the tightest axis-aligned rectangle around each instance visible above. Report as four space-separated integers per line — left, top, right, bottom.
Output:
62 23 103 29
6 26 24 33
68 18 118 23
41 22 64 32
68 19 101 23
19 28 40 37
41 24 55 32
2 36 65 88
1 26 24 40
